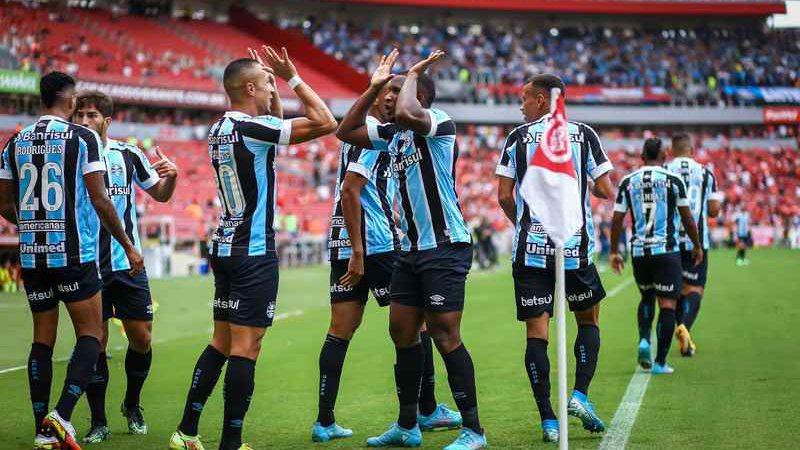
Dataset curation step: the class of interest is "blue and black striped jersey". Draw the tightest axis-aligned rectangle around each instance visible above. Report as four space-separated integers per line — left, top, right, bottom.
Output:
614 166 690 257
328 116 398 261
367 108 470 252
496 117 612 270
664 157 723 250
99 139 159 274
207 111 291 257
0 115 104 269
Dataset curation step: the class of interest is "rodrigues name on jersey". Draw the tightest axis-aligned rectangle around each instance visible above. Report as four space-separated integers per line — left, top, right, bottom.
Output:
664 157 722 251
99 139 160 273
328 116 398 261
0 115 104 269
367 107 470 252
495 116 613 270
208 111 291 257
614 166 690 257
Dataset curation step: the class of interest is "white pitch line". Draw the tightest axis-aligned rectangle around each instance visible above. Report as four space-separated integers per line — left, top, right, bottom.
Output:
0 309 305 375
597 368 652 450
606 276 634 298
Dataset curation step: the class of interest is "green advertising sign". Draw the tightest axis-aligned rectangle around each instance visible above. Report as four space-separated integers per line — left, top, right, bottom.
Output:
0 69 39 94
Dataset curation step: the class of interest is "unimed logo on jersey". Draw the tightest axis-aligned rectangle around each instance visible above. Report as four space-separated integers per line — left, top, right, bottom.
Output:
20 242 66 254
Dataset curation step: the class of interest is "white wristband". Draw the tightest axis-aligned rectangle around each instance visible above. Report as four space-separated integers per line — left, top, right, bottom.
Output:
287 75 303 89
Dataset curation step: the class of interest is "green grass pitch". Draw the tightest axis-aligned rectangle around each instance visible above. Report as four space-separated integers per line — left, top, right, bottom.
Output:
0 248 797 449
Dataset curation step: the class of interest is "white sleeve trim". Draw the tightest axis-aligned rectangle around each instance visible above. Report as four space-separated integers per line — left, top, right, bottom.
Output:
279 119 293 145
709 192 724 202
495 165 515 179
82 161 106 175
138 175 160 190
613 203 628 213
346 162 371 179
677 198 690 207
590 161 613 180
0 168 11 180
424 109 438 137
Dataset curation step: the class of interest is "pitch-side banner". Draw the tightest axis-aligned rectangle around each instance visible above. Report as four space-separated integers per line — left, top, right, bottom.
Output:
724 86 800 104
763 106 800 124
76 80 228 109
0 69 39 95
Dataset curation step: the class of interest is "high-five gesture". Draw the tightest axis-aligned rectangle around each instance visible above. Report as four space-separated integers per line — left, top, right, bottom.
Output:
408 49 445 75
370 48 399 88
150 146 178 180
262 46 298 81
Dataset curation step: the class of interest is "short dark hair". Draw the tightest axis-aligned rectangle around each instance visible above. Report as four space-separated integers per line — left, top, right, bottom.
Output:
526 73 566 96
40 71 76 108
642 137 663 160
671 132 692 153
75 90 113 117
417 72 436 107
223 58 259 92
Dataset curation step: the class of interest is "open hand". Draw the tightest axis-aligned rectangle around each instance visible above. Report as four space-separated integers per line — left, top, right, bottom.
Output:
370 48 399 88
408 49 446 75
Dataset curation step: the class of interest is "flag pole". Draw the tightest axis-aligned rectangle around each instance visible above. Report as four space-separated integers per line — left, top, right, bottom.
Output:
555 243 569 450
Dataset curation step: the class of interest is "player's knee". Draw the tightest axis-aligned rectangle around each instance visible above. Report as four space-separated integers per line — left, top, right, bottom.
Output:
525 315 549 340
389 321 417 347
129 327 152 353
658 297 677 310
426 324 461 353
329 313 362 340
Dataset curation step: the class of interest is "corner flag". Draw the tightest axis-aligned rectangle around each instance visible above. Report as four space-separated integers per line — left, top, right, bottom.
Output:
519 87 580 450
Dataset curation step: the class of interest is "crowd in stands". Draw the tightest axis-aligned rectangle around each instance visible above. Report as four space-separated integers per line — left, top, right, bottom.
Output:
299 18 800 105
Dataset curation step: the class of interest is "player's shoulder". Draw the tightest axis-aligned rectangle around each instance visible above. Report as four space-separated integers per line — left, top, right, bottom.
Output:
65 120 100 139
507 116 548 142
428 106 453 122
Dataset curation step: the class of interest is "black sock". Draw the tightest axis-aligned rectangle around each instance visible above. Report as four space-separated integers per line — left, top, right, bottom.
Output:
86 352 109 426
525 338 555 421
220 356 256 450
655 308 676 365
55 335 101 421
637 292 656 342
574 325 600 395
736 248 745 260
178 345 227 436
419 331 437 416
442 344 481 434
317 334 349 426
395 343 423 430
28 342 53 434
675 294 685 325
124 347 152 409
681 292 702 330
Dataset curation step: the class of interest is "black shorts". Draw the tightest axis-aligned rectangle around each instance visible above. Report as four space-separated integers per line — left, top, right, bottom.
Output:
680 249 708 287
512 263 606 321
211 255 279 328
101 270 153 321
632 252 683 299
390 243 472 312
330 251 396 306
737 233 753 247
21 262 102 313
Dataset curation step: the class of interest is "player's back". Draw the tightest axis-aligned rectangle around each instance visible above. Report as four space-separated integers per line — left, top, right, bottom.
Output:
1 115 104 269
735 211 751 237
617 166 687 257
664 156 717 250
328 123 398 261
207 111 289 257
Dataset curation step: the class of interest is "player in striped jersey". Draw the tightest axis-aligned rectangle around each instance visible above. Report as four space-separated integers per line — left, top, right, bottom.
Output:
610 137 702 375
170 47 337 450
0 72 143 450
663 133 722 357
733 208 752 265
339 49 486 450
72 91 178 443
496 74 614 443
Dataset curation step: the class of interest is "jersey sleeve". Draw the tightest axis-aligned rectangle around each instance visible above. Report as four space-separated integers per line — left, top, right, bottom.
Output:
582 124 613 180
495 129 518 179
672 176 690 207
236 115 291 147
79 127 106 175
130 146 160 190
707 168 724 202
366 120 397 151
424 108 457 138
347 148 381 179
613 178 629 213
0 134 14 180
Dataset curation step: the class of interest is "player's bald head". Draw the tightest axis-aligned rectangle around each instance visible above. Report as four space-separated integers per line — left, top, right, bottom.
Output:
223 58 266 99
671 132 693 157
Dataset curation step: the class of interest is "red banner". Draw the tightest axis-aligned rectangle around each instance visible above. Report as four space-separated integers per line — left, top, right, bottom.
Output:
567 86 671 104
763 106 800 124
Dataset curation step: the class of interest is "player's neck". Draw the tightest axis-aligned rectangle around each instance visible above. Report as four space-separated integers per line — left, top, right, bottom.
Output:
228 101 259 117
41 107 69 120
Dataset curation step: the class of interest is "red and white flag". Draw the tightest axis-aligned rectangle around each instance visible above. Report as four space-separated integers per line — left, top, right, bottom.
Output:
519 88 582 247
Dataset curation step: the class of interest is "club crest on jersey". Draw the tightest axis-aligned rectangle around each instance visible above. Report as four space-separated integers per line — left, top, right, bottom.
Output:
110 163 124 175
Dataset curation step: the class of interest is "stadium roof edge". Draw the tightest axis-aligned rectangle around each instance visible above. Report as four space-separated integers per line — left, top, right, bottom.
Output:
323 0 786 16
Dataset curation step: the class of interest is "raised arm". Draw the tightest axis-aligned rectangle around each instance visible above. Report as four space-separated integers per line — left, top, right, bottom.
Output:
336 49 399 148
262 46 336 144
143 147 178 203
395 50 445 135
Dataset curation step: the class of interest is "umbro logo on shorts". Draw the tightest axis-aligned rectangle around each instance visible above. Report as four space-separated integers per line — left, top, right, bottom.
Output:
266 302 275 319
429 294 445 306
